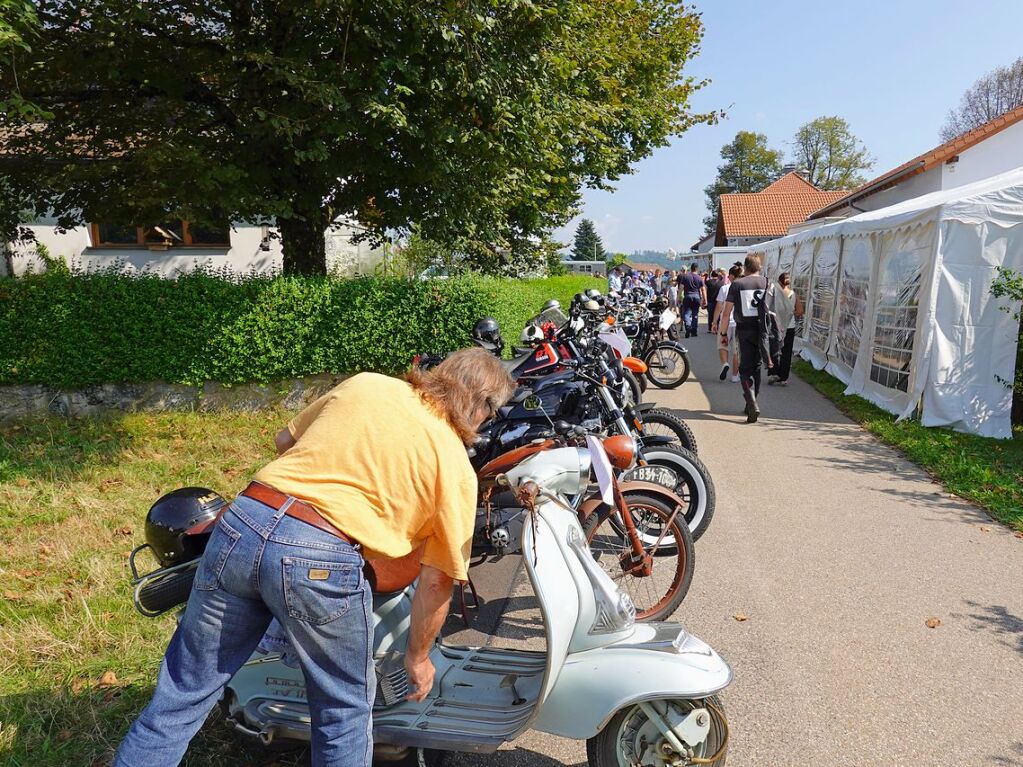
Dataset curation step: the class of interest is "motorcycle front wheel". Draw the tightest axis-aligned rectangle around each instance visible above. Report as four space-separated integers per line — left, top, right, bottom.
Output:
582 491 694 622
623 445 716 542
637 407 698 455
586 696 728 767
643 343 691 388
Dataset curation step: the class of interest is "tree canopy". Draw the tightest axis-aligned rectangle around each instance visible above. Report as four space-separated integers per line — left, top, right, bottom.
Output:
941 56 1023 142
791 116 873 191
0 0 716 275
571 218 605 261
702 131 783 232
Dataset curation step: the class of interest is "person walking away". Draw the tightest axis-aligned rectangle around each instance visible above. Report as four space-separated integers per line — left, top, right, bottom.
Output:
711 264 742 381
677 264 706 338
768 271 802 385
718 254 772 423
705 269 722 334
112 348 515 767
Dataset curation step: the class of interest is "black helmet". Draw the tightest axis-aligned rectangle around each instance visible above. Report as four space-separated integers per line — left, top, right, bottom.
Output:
541 299 561 311
471 316 503 353
572 292 587 306
145 487 227 567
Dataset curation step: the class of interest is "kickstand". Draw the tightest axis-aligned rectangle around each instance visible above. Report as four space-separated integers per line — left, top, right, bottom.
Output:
459 576 481 629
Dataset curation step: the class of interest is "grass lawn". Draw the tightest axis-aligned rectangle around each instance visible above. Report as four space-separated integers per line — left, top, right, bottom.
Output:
792 360 1023 531
0 410 308 767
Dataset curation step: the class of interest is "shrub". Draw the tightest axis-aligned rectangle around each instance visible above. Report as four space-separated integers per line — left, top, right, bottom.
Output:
0 270 601 388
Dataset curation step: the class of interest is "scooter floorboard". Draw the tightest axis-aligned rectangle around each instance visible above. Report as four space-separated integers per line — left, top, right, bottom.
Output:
373 645 547 753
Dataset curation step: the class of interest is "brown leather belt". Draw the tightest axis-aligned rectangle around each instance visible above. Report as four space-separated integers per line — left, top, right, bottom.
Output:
240 481 357 546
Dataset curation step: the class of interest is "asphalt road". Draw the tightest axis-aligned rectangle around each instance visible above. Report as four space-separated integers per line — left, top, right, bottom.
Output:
443 324 1023 766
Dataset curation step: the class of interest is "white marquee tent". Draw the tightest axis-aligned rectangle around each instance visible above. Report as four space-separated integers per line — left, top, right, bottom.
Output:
749 167 1023 439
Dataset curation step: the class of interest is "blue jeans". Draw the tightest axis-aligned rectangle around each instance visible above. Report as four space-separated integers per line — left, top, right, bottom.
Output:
114 494 374 767
681 296 702 337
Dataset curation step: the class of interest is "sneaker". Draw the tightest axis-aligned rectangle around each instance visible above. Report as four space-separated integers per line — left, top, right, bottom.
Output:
719 364 729 381
743 387 760 423
767 375 780 385
730 374 740 383
776 379 788 386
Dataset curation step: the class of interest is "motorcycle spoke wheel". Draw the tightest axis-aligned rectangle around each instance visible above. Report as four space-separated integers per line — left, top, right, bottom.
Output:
644 346 690 389
582 494 693 622
637 409 698 455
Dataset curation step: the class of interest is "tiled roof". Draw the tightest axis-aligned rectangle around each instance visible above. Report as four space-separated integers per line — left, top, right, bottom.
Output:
810 103 1023 218
718 186 847 239
761 172 820 194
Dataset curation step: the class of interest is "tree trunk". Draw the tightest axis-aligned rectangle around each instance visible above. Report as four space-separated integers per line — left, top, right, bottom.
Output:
279 209 328 276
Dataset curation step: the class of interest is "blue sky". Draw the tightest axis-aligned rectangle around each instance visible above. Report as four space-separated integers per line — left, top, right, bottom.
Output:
553 0 1023 254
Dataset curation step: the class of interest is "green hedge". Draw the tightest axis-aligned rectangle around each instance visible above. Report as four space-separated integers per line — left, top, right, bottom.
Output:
0 272 601 387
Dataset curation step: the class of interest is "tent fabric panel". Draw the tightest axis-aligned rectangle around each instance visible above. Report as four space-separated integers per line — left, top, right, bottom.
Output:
921 220 1023 438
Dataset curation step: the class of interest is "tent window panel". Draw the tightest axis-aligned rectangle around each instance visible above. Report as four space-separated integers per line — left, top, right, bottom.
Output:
834 277 870 369
870 243 924 392
808 276 836 351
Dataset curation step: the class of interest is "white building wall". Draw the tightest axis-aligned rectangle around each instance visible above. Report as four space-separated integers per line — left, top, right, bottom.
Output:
4 219 384 278
941 119 1023 188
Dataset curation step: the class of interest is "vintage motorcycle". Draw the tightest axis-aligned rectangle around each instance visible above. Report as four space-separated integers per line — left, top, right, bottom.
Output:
129 441 730 765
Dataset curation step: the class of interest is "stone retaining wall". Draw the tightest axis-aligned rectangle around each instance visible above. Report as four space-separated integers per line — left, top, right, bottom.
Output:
0 374 348 422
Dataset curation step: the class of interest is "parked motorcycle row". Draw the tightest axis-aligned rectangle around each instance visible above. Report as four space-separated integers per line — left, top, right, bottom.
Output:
126 288 731 766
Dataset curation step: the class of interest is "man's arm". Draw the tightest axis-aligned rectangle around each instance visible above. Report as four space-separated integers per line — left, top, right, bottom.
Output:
405 564 455 702
712 295 726 331
274 428 296 455
719 302 734 334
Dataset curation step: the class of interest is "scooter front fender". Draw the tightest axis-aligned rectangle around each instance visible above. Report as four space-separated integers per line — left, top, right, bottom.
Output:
531 624 732 740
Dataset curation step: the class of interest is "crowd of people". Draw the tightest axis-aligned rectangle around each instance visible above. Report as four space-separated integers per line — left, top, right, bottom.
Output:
609 255 802 423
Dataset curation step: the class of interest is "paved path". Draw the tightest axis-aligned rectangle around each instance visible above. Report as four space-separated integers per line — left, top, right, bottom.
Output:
446 327 1023 766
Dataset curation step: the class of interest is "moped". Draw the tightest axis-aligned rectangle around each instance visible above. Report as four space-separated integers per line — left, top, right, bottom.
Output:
200 441 732 765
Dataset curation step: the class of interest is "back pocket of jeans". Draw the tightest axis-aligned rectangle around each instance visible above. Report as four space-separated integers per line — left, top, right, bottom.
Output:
282 557 361 625
194 518 242 591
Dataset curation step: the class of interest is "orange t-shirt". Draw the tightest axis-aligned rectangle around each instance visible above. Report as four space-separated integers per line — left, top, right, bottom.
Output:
253 373 477 581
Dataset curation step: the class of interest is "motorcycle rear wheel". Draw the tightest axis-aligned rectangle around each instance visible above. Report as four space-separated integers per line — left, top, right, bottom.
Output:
643 344 691 389
637 408 698 455
586 696 728 767
582 491 694 622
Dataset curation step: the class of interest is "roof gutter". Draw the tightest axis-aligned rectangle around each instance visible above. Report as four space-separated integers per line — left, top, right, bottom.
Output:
809 160 926 219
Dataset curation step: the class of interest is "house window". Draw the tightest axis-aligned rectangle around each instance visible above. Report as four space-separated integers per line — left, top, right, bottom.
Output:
90 220 231 248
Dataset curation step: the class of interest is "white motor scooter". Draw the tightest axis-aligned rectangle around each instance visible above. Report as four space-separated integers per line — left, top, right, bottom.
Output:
221 441 731 765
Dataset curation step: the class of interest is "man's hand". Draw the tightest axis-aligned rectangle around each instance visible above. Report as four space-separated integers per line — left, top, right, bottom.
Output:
405 565 455 702
405 653 436 703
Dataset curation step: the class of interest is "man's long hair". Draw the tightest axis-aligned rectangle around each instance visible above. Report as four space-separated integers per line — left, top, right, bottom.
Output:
406 347 515 445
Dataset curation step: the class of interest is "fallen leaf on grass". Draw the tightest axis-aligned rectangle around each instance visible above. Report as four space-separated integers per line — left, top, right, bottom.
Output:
39 543 54 556
71 678 88 694
114 526 133 537
56 729 73 743
16 569 43 580
97 670 119 688
15 477 30 488
98 477 124 492
1014 531 1023 539
732 613 749 622
3 590 24 602
925 618 941 629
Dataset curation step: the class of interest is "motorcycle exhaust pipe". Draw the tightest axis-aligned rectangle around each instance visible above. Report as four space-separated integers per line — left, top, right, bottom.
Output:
132 561 198 617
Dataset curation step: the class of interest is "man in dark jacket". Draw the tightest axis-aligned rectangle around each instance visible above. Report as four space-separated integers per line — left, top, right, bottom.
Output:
705 269 722 334
717 254 773 423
